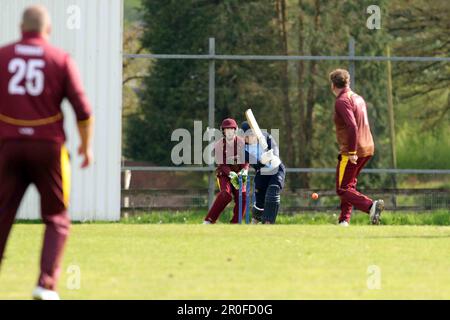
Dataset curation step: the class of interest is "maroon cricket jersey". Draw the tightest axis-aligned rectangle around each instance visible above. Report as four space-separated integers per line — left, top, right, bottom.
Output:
0 32 92 143
334 87 374 157
214 136 249 176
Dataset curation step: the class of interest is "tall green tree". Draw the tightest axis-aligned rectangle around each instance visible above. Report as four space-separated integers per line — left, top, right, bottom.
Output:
284 0 391 188
389 0 450 128
126 0 280 165
125 0 447 188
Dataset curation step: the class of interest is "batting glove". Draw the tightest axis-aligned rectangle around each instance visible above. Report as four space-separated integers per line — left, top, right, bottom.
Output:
260 150 274 165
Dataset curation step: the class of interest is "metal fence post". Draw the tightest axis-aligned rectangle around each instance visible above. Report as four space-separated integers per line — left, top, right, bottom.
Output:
123 169 132 218
386 44 398 209
349 37 355 89
208 38 216 209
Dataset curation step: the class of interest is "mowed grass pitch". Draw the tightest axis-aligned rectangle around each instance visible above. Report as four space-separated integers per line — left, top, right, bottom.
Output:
0 224 449 299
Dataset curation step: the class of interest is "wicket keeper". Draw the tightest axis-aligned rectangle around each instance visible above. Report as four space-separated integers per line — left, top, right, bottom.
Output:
0 5 93 299
241 121 285 224
203 118 249 224
329 69 384 226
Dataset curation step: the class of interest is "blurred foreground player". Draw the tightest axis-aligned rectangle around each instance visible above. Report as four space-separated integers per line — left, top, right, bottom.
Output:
0 5 93 299
203 118 249 224
329 69 383 226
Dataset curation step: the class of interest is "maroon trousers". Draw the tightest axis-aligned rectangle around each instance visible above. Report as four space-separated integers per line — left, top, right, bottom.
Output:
0 140 71 290
204 175 246 223
336 154 373 223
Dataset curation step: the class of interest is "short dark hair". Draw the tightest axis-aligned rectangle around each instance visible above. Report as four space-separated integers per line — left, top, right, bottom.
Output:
329 69 350 88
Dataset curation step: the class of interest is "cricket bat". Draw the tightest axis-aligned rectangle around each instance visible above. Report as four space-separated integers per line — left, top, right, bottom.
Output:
245 109 268 150
245 109 281 169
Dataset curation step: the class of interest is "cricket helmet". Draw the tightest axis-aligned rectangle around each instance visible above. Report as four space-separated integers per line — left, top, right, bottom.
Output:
241 121 251 133
220 118 238 130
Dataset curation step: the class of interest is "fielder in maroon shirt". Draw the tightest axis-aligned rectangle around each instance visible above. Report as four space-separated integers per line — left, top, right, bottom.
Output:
330 69 384 226
0 5 93 299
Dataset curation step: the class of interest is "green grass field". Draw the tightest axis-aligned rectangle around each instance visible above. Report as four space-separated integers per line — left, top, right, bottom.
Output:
1 223 449 299
120 210 450 225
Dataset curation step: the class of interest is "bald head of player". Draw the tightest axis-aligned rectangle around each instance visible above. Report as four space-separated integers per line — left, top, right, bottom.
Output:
21 5 52 39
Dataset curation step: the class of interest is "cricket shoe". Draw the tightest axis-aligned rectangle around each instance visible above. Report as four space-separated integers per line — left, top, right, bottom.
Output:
339 221 349 227
251 218 261 224
369 200 384 225
202 220 212 225
32 286 60 300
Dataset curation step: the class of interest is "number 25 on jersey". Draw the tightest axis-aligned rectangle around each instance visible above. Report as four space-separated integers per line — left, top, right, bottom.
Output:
8 58 45 96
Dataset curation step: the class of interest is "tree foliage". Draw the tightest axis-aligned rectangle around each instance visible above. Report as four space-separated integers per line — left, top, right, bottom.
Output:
124 0 450 184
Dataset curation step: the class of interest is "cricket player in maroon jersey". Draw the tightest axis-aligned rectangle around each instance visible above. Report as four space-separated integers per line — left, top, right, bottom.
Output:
203 118 249 224
329 69 384 226
0 5 93 299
